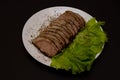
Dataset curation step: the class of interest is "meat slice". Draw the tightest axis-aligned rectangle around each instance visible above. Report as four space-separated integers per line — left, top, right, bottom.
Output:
50 18 66 25
42 28 66 45
50 18 77 33
48 25 71 39
32 37 58 57
41 31 65 46
50 22 73 37
44 27 69 44
59 11 80 30
75 13 85 27
65 11 85 27
66 23 76 36
39 32 63 51
65 11 82 29
67 20 78 34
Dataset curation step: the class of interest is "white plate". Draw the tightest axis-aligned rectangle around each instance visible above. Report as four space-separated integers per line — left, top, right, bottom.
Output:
22 6 101 66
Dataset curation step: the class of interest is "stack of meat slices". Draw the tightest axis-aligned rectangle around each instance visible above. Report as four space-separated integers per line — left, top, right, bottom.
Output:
32 11 85 57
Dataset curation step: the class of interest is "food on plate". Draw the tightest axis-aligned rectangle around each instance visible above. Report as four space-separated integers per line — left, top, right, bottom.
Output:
32 11 85 57
32 10 107 74
50 18 107 74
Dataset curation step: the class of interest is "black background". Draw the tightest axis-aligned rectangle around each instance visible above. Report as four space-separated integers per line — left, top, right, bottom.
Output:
1 0 120 80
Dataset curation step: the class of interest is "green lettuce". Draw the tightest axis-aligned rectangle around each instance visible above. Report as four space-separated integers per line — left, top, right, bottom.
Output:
50 18 107 74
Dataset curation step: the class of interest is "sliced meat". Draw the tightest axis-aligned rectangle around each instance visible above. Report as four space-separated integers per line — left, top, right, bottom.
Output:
50 18 77 35
59 11 80 30
67 20 78 34
32 37 58 57
65 11 82 29
42 28 66 45
39 32 63 51
65 11 85 27
32 10 86 57
44 27 69 44
74 13 85 27
66 23 76 36
50 19 66 25
41 31 65 46
50 22 73 37
48 25 71 39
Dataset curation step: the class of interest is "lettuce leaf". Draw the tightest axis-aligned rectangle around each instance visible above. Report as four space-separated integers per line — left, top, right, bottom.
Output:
50 18 107 74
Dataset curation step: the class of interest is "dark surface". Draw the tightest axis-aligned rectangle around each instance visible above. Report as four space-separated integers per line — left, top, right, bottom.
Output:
1 0 120 80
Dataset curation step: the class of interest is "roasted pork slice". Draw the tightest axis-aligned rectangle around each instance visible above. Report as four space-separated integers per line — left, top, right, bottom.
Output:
65 11 85 27
66 23 76 36
50 19 77 35
39 32 63 51
41 31 65 46
50 18 66 25
67 20 78 34
43 27 69 44
32 37 58 57
50 23 73 37
48 25 71 39
58 11 80 30
65 11 82 29
42 28 66 45
74 13 85 27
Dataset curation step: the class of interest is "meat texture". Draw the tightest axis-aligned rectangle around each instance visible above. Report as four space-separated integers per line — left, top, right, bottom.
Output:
32 11 85 57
